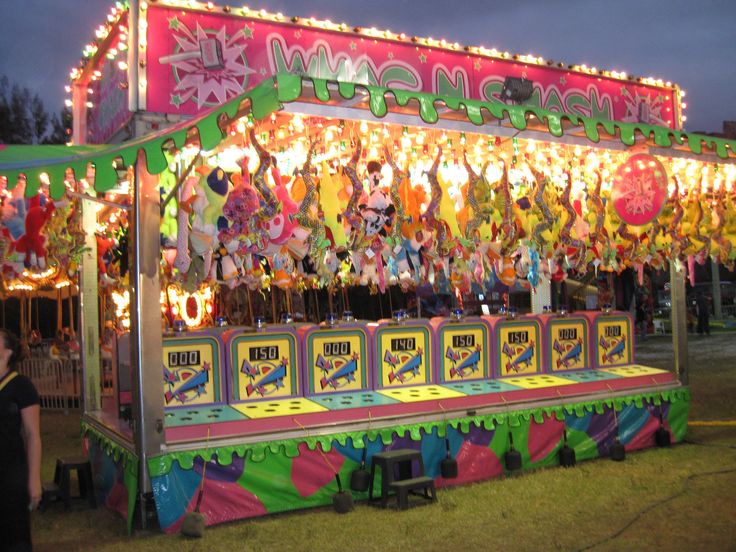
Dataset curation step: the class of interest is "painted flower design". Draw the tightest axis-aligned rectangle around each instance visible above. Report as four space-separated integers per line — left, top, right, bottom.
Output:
621 172 655 215
160 21 255 109
612 154 668 226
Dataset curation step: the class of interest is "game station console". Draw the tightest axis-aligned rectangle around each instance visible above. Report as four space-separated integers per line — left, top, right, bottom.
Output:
162 319 245 428
482 309 575 393
298 311 394 409
367 310 463 403
539 308 626 387
224 314 326 419
429 309 497 395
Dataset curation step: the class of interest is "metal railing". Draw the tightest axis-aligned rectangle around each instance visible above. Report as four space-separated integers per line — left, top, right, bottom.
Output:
17 357 82 410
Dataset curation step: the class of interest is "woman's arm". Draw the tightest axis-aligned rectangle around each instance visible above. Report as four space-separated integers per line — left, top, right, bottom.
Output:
21 404 42 510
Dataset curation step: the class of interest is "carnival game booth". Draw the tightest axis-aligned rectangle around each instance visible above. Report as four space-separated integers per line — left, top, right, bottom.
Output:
3 1 736 534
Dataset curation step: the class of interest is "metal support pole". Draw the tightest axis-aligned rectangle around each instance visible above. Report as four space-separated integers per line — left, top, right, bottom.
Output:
127 0 140 113
712 258 722 320
79 199 101 412
129 150 165 527
530 274 551 314
670 260 689 385
71 83 88 145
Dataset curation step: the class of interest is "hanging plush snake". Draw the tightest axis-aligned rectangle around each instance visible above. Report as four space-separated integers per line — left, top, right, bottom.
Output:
462 152 490 242
588 170 606 246
560 172 579 247
712 187 732 264
298 139 327 259
560 171 586 257
528 164 555 249
343 139 364 233
296 139 317 227
669 176 690 257
690 185 711 261
424 147 447 254
495 159 516 253
249 128 279 219
646 195 665 267
383 145 407 248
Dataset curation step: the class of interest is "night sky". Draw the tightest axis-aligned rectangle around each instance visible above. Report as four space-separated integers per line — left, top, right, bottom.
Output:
1 0 735 134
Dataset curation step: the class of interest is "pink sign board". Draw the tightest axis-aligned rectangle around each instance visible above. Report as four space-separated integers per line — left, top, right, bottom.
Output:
87 16 132 144
145 6 677 127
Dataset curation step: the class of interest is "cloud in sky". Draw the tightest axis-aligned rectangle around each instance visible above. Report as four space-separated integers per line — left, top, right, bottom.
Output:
0 0 734 133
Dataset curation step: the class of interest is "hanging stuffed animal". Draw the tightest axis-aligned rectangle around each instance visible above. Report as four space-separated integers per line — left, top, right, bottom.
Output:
262 177 310 258
384 145 407 249
559 171 587 269
220 156 263 253
96 233 117 285
14 194 56 270
359 159 395 238
586 170 607 250
210 240 241 287
462 153 491 244
494 159 517 255
711 186 732 265
343 139 365 245
668 176 690 260
421 147 444 260
159 152 179 247
249 128 280 219
527 164 555 252
186 168 215 267
683 183 710 264
1 177 27 241
319 160 346 248
298 139 329 261
201 167 231 236
174 175 198 274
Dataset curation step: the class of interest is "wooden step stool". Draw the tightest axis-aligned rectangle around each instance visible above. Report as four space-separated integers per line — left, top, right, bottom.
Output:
41 456 96 510
369 449 436 510
389 476 436 509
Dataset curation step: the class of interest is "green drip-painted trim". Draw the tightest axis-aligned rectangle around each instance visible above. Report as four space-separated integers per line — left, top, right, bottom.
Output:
6 73 734 201
289 76 735 160
146 387 690 478
81 421 139 470
1 77 283 199
81 421 140 535
4 76 736 203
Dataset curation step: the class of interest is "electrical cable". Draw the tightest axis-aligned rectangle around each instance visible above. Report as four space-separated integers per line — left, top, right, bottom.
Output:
574 465 736 551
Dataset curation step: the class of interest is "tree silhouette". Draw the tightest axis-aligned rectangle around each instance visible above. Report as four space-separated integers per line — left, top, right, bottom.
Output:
0 75 71 145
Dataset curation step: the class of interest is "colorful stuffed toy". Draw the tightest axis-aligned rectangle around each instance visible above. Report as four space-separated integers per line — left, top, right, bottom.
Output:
96 233 117 285
14 194 56 270
359 159 395 237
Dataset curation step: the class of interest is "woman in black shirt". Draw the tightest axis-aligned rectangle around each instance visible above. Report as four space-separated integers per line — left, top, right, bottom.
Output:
0 329 42 551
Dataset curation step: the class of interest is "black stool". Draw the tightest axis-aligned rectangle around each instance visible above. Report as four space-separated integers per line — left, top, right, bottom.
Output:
42 457 96 510
369 449 436 509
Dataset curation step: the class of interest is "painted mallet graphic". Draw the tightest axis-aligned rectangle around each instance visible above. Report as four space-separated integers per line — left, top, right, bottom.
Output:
159 38 224 69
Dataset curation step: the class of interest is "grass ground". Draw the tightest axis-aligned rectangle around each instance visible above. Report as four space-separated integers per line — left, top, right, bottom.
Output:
33 333 736 552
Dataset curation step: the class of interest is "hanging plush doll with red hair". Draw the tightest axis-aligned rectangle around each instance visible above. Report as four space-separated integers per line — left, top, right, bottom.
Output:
14 194 56 270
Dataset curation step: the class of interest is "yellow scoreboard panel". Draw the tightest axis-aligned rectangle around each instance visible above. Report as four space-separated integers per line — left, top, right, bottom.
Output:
162 336 220 406
594 316 632 367
376 325 432 387
548 318 589 371
305 328 369 395
497 320 541 377
437 323 489 382
230 333 298 400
